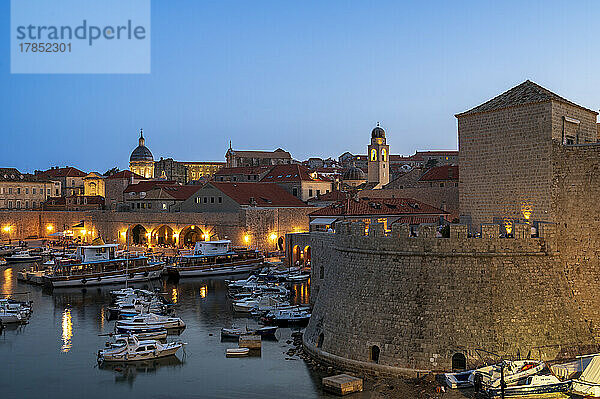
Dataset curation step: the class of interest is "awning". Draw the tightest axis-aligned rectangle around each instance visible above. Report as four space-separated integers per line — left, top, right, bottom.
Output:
310 217 338 226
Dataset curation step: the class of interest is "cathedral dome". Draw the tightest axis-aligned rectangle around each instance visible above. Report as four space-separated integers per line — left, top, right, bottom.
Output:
371 122 385 139
343 166 366 181
130 129 154 162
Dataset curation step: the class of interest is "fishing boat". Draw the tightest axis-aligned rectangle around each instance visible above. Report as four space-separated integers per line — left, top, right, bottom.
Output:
470 360 546 389
165 240 264 278
485 375 571 398
115 313 185 332
97 335 185 362
5 250 42 263
262 309 311 326
42 240 164 288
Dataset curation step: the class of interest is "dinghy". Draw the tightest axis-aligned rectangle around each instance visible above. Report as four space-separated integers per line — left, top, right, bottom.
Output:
226 348 250 357
469 360 545 389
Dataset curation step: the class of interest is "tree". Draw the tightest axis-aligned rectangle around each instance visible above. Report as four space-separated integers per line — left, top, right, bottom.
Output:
103 167 120 177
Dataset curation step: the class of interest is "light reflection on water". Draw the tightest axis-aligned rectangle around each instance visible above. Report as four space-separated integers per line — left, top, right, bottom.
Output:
0 266 325 399
2 267 13 295
61 308 73 353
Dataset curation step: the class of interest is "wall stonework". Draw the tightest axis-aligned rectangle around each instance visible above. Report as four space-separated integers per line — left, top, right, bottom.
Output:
303 223 597 375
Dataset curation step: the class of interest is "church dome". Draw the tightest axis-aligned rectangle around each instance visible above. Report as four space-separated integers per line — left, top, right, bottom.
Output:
343 166 366 181
130 129 154 162
371 122 385 139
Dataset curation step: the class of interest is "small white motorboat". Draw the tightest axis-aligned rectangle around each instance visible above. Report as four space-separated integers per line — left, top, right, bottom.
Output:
115 313 185 332
0 309 24 323
286 273 310 282
97 335 184 362
5 251 42 263
572 355 600 397
226 348 250 357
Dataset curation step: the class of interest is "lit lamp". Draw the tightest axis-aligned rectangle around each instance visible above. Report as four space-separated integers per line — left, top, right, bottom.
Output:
244 234 251 244
46 224 54 233
3 225 11 233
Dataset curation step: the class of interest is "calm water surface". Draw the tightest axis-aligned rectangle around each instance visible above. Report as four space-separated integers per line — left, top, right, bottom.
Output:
0 263 335 399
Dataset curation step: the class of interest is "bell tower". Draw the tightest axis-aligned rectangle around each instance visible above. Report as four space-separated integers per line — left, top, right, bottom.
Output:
367 122 390 188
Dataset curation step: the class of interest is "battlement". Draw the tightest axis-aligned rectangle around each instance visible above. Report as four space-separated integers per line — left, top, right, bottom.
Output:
329 221 556 256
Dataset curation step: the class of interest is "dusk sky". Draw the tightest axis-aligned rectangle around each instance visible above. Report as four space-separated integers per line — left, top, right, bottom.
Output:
1 0 599 173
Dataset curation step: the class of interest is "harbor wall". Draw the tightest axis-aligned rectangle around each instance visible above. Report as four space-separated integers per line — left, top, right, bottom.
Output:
303 223 597 375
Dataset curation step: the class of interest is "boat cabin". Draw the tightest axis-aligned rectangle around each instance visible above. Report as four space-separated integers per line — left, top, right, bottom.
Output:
76 244 119 263
193 240 231 256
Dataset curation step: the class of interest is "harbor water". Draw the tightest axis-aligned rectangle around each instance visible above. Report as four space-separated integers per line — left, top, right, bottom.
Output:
0 263 337 399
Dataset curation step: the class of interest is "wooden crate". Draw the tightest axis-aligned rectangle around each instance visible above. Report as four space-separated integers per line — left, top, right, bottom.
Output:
322 374 363 396
238 334 261 349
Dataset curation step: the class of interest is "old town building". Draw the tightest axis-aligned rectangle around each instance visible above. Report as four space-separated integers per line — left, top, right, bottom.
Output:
83 172 105 197
154 158 225 183
43 195 104 211
35 166 86 196
214 166 271 182
225 145 293 167
129 129 155 179
260 164 333 201
104 170 146 210
0 168 61 210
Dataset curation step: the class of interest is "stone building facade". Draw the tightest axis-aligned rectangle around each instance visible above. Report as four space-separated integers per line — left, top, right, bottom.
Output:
0 168 61 210
457 80 598 229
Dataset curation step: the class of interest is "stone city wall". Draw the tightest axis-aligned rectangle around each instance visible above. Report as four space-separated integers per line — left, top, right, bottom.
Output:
303 221 596 376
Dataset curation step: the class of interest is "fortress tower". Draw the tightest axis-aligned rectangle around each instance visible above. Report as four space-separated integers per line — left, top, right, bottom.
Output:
367 122 390 188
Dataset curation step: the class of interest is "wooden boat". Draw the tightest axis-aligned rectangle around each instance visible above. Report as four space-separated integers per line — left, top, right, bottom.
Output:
97 335 184 362
43 243 164 287
486 375 570 398
166 240 264 278
226 348 250 357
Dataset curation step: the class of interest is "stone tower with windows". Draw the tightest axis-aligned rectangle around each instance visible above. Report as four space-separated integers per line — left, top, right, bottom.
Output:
367 122 390 188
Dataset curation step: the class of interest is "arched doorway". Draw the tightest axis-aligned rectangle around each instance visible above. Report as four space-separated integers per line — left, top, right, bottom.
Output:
292 245 301 267
452 353 467 371
179 225 203 248
304 246 311 267
370 345 380 363
277 236 284 251
152 225 175 247
131 224 148 246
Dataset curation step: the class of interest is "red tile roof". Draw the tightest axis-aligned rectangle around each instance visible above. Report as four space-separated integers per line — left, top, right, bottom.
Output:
124 180 179 193
158 185 200 200
312 190 349 202
210 182 309 207
38 166 87 178
215 166 270 176
419 165 459 181
309 197 448 217
393 215 443 224
261 164 331 182
106 170 145 180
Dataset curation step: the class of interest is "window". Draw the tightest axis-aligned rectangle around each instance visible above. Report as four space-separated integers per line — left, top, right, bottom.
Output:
211 197 215 203
16 200 21 209
131 203 135 209
454 183 458 187
370 345 380 363
47 188 50 195
370 148 377 161
141 203 146 209
148 203 152 209
136 203 140 209
566 136 575 145
292 188 298 197
309 189 313 197
8 201 12 208
55 189 59 195
32 188 36 194
25 188 29 194
25 201 29 208
162 203 167 210
381 148 387 162
203 197 207 203
8 188 12 194
218 197 222 203
316 190 321 196
17 188 21 194
440 183 444 187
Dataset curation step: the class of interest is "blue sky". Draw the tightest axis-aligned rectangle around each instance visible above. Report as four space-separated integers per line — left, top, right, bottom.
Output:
1 0 599 173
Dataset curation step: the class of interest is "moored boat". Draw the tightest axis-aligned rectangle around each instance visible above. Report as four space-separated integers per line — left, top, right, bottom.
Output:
97 335 184 362
42 241 164 288
115 313 185 332
5 250 42 263
444 370 473 389
470 360 545 389
166 240 264 278
226 348 250 357
572 355 600 397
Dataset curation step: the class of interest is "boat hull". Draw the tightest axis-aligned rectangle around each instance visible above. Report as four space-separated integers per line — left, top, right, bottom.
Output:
487 380 571 398
45 268 163 288
167 260 263 278
99 345 182 362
